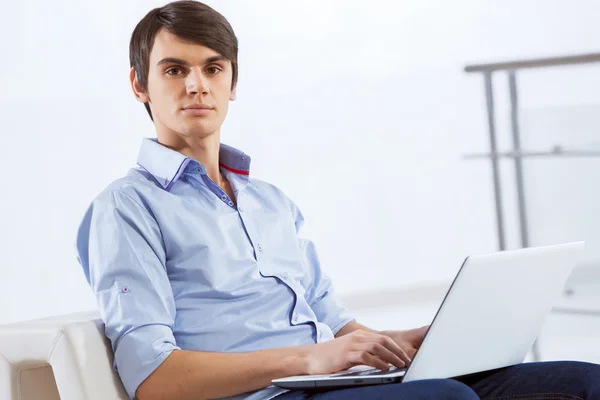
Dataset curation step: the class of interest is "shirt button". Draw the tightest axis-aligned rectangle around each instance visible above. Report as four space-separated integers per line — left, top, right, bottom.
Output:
228 201 234 207
221 195 227 201
293 313 299 322
257 244 263 252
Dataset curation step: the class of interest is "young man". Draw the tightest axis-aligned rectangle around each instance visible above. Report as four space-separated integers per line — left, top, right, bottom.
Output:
75 1 600 399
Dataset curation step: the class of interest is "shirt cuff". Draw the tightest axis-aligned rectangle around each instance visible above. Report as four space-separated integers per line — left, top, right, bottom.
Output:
311 293 356 336
330 316 357 336
112 324 180 399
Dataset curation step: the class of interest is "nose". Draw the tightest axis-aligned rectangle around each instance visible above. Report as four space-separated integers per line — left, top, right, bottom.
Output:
186 68 209 96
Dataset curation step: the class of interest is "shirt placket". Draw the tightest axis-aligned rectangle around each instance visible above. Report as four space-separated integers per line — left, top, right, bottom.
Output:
199 172 236 208
225 174 266 263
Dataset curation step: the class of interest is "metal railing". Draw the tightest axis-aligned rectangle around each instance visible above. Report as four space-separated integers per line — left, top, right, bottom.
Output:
465 52 600 73
464 51 600 252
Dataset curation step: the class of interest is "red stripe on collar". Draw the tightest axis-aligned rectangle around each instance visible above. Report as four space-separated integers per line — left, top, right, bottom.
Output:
220 163 250 176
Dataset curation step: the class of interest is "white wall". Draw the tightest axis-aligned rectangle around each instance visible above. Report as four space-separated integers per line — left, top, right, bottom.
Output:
1 0 600 324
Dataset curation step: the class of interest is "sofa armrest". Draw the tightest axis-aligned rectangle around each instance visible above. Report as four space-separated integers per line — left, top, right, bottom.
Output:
0 313 128 400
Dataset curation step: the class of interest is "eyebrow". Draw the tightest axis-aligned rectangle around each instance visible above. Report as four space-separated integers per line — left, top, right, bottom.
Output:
156 55 227 67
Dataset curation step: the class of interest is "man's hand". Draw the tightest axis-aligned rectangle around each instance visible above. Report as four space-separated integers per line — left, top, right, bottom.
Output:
381 325 430 360
304 329 411 375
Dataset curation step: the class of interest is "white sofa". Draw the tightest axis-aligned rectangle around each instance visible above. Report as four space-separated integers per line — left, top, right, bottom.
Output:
0 311 128 400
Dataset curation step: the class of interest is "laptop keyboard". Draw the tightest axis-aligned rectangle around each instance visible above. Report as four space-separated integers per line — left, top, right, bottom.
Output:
336 366 407 377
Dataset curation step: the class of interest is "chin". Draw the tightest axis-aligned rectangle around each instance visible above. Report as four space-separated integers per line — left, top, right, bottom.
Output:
179 123 217 138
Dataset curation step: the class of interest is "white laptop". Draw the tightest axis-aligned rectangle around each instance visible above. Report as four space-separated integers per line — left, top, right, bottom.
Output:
273 242 585 390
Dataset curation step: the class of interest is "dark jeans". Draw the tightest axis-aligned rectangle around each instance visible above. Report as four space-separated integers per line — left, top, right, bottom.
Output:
277 361 600 399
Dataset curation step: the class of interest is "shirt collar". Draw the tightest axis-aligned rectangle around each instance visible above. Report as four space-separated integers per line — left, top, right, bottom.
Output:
136 138 252 190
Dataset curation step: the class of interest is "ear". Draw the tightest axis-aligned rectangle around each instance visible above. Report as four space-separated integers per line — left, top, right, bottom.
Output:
229 85 237 101
129 67 150 104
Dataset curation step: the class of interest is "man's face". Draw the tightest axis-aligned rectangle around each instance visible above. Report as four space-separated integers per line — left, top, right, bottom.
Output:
132 29 236 143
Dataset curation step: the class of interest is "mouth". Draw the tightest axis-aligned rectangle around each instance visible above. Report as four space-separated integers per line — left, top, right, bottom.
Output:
182 105 214 116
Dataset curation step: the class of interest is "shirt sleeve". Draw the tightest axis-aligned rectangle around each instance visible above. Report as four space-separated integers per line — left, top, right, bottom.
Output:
75 187 180 399
280 191 356 335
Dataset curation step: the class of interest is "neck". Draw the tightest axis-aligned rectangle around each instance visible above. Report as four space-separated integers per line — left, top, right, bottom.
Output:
157 129 225 186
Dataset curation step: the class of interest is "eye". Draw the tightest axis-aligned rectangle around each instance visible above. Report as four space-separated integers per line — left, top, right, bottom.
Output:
206 66 222 75
165 67 183 76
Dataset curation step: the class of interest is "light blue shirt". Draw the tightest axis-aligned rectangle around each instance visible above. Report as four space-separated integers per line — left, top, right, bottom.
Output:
75 138 355 400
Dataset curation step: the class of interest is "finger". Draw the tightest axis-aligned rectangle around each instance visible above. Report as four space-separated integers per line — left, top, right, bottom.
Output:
362 343 406 369
375 334 412 366
356 352 391 371
359 331 412 366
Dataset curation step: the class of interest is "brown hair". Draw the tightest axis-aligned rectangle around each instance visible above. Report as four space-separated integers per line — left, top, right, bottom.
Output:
129 0 238 120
